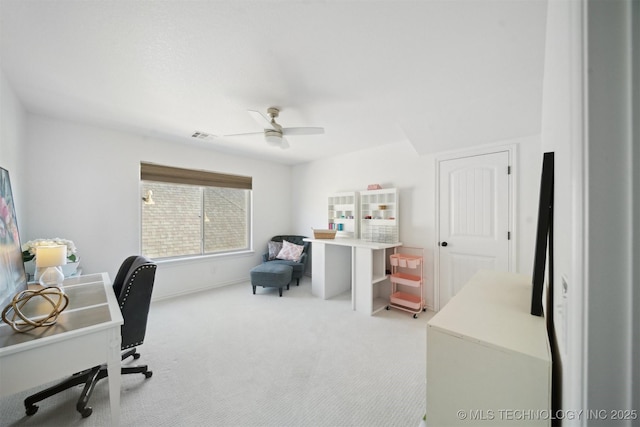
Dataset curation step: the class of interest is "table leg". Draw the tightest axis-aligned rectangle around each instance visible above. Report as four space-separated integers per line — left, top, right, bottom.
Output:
351 247 356 310
107 327 121 425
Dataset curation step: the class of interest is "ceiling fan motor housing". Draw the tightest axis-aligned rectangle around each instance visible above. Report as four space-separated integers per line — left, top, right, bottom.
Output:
267 107 280 119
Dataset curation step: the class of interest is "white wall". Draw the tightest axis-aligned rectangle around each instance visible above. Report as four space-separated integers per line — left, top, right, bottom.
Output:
542 0 637 421
0 69 27 223
584 0 635 418
291 136 541 310
22 114 293 300
540 0 586 417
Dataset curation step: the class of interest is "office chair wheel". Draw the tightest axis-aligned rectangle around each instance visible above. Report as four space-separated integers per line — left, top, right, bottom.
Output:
80 406 93 418
25 404 38 416
133 353 140 360
386 306 390 310
413 313 419 319
144 371 153 379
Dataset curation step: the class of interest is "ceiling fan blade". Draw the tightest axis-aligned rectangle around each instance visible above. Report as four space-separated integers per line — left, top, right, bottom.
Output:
221 131 263 137
248 110 276 130
282 127 325 136
279 138 290 149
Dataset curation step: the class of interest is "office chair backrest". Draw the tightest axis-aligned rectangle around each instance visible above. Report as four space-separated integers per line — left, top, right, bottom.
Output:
112 255 138 297
113 255 156 350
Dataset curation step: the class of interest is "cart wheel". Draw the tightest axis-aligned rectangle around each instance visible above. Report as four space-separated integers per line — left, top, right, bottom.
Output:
413 313 418 319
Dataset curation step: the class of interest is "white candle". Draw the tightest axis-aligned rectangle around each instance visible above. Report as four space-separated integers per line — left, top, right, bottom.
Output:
36 245 67 268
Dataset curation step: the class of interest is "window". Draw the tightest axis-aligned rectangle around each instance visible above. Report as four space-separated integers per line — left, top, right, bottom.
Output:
140 162 252 259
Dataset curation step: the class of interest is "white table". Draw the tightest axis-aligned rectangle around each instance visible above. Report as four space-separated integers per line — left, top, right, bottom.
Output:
0 273 123 424
304 237 402 314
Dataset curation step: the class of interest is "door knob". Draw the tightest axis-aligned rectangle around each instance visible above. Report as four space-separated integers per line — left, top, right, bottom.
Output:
441 242 448 247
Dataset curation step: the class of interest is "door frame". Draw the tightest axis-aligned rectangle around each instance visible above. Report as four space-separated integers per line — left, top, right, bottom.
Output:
433 142 518 311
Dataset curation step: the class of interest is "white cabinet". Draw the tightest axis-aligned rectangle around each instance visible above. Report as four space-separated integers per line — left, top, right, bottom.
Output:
360 188 398 243
426 270 551 426
328 192 358 238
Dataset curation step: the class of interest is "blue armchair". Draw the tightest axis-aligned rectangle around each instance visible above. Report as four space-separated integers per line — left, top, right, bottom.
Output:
262 235 309 286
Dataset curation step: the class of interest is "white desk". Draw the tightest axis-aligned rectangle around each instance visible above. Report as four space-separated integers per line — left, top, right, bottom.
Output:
0 273 123 424
304 237 402 314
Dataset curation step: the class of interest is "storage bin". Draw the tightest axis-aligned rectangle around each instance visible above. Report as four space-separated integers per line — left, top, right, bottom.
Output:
312 228 337 239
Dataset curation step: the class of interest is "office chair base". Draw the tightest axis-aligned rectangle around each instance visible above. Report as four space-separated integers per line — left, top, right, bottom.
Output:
24 349 152 418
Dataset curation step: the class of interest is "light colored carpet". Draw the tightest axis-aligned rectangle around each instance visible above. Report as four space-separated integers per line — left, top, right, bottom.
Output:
0 277 432 426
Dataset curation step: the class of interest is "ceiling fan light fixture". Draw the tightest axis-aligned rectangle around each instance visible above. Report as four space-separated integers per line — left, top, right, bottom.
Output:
265 130 283 145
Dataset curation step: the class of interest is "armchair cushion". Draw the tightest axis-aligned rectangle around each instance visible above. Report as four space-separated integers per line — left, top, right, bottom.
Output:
267 241 283 260
277 240 305 262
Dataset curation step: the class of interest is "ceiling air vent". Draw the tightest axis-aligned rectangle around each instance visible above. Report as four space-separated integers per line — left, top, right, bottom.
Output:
191 131 214 140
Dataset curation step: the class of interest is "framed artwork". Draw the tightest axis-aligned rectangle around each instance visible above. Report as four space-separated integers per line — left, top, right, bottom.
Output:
0 166 27 310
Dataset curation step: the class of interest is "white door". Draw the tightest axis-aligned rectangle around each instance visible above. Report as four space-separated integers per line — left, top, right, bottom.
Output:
438 151 511 309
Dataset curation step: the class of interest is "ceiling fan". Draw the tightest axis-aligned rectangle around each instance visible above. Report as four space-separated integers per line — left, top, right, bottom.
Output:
224 107 324 149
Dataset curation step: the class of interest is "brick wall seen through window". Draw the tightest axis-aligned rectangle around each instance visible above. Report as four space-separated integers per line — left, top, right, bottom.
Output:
141 181 250 259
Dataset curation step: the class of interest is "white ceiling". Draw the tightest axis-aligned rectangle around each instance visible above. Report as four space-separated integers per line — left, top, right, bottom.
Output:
0 0 547 165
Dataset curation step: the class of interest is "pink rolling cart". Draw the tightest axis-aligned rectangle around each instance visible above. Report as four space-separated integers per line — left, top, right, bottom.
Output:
386 246 425 318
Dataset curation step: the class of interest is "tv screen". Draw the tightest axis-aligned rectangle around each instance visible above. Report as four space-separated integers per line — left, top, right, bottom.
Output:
531 152 554 316
0 167 27 311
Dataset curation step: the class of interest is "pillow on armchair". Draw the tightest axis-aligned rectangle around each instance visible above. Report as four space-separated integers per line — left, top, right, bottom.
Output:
267 241 283 260
276 240 305 262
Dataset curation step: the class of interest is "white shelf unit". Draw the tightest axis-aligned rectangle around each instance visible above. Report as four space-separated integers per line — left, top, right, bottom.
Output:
370 247 391 315
360 188 398 243
353 244 396 315
387 247 425 318
328 192 359 238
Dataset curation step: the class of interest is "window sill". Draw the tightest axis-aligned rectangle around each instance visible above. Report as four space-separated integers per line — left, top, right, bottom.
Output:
151 250 255 265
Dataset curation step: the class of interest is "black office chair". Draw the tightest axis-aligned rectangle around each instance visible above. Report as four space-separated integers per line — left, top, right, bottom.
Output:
24 255 157 418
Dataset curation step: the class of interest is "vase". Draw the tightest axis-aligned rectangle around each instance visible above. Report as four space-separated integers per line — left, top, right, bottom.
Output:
61 260 80 277
27 259 80 281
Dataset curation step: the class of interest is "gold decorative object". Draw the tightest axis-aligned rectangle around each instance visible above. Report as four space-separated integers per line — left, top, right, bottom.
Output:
1 287 69 333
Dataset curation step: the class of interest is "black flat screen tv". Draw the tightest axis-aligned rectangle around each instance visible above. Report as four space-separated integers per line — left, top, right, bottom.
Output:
531 152 554 317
